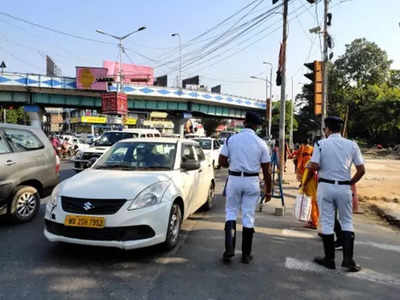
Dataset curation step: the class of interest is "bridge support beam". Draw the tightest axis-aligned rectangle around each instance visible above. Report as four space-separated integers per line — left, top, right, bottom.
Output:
24 105 44 129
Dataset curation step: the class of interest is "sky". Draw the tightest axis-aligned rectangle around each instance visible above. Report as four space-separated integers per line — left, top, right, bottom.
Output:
0 0 399 102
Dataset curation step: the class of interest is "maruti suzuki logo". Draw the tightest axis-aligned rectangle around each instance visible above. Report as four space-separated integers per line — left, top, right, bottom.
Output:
83 202 94 211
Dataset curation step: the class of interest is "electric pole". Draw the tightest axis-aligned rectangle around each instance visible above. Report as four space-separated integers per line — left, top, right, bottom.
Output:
321 0 329 135
289 76 294 149
279 0 288 181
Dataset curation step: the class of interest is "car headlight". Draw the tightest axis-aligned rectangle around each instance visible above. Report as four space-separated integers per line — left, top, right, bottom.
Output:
128 181 171 211
48 184 61 208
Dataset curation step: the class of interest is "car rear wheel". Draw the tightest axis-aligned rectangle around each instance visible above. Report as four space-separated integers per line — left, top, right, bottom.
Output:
164 202 182 250
202 183 215 211
9 185 40 223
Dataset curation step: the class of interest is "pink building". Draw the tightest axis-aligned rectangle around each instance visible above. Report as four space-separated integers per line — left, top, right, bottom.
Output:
103 61 154 85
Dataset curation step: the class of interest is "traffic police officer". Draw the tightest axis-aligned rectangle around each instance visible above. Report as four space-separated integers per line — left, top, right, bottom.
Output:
308 116 365 272
218 112 272 264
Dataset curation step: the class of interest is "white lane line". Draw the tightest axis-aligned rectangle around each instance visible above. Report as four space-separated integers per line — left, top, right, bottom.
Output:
348 269 400 286
356 241 400 253
285 257 326 273
285 257 400 287
282 229 316 239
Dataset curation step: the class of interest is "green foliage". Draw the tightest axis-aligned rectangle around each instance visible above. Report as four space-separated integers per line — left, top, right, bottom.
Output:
1 107 27 124
298 38 400 146
271 100 298 139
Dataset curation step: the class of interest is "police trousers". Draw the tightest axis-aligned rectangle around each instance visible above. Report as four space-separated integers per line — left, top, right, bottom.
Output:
317 182 353 234
225 175 260 228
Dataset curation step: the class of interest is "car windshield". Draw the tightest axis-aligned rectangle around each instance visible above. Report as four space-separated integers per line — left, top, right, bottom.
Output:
94 142 177 170
94 132 138 146
194 139 212 150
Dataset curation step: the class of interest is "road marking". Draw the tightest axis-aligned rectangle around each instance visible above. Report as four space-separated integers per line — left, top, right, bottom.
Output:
282 229 315 239
285 257 400 287
356 240 400 253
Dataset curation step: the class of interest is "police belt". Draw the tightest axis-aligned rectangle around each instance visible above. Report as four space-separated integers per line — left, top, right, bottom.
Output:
229 170 259 177
318 178 351 185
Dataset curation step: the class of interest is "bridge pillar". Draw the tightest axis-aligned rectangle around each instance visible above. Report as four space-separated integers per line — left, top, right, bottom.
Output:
171 112 192 138
24 105 45 129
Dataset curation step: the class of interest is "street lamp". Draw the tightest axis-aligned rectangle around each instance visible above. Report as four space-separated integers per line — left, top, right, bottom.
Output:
171 33 182 88
96 26 146 92
263 62 273 138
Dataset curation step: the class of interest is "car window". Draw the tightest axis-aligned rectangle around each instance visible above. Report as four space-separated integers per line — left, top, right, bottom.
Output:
0 135 11 154
155 133 161 137
4 128 44 151
194 139 211 150
94 142 176 170
147 133 153 137
213 140 220 149
181 144 196 162
94 132 135 146
194 145 206 161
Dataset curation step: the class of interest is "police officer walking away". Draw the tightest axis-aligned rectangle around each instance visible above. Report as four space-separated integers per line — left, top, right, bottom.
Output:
308 116 365 272
218 112 272 264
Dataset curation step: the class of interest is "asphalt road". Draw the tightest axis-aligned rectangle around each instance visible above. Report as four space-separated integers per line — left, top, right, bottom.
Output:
1 162 400 300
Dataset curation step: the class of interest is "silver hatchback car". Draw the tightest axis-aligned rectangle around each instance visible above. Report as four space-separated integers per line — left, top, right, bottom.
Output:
0 123 59 223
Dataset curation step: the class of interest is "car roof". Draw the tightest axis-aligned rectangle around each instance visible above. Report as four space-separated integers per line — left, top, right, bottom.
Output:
117 137 198 144
0 123 42 132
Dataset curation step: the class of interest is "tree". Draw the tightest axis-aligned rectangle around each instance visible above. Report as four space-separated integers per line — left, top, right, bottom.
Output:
1 107 27 124
334 38 392 88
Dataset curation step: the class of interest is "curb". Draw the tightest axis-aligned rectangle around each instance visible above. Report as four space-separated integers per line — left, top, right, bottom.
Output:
369 204 400 228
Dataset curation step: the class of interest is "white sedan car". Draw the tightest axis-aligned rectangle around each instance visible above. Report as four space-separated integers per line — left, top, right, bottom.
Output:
44 138 215 250
194 138 222 169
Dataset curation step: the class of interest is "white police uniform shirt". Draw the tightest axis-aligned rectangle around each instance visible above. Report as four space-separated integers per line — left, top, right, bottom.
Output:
310 133 364 181
220 128 270 228
310 133 364 234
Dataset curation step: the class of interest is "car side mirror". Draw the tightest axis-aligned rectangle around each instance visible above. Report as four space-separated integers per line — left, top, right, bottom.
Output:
181 160 200 171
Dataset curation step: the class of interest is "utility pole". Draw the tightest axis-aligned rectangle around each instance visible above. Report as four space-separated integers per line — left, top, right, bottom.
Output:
171 33 182 88
289 76 294 149
279 0 288 180
263 62 273 138
321 0 329 135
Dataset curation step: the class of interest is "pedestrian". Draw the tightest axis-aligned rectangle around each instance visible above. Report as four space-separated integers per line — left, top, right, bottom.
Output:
218 112 272 264
301 163 319 229
296 138 313 182
308 116 365 272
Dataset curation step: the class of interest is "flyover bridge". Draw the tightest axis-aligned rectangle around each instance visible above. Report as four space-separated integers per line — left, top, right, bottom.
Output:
0 72 266 119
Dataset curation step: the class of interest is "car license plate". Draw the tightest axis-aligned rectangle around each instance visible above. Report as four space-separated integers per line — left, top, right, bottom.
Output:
64 215 105 228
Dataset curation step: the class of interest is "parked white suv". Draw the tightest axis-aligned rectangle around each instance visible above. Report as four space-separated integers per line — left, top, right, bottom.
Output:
72 128 161 171
44 138 215 250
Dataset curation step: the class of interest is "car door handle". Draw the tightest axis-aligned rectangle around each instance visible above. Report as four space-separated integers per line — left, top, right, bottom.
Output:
198 169 203 173
5 160 16 166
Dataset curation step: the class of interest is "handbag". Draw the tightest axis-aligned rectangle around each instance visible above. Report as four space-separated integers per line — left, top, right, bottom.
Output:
294 191 312 222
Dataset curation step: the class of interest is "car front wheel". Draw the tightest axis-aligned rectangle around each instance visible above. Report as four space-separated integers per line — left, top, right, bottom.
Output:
164 202 182 250
202 183 215 211
9 185 40 223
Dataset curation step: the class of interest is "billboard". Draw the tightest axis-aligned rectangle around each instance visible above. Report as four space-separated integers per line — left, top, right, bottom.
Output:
103 61 154 85
211 85 221 94
154 75 168 87
182 76 199 88
76 67 108 90
102 92 128 115
46 56 62 76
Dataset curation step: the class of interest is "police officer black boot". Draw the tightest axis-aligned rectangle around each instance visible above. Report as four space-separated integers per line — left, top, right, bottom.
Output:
223 220 236 263
334 218 344 250
314 234 336 269
341 231 361 272
241 227 254 264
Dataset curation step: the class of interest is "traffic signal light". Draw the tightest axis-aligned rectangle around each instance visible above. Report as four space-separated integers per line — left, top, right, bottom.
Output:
304 61 323 116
